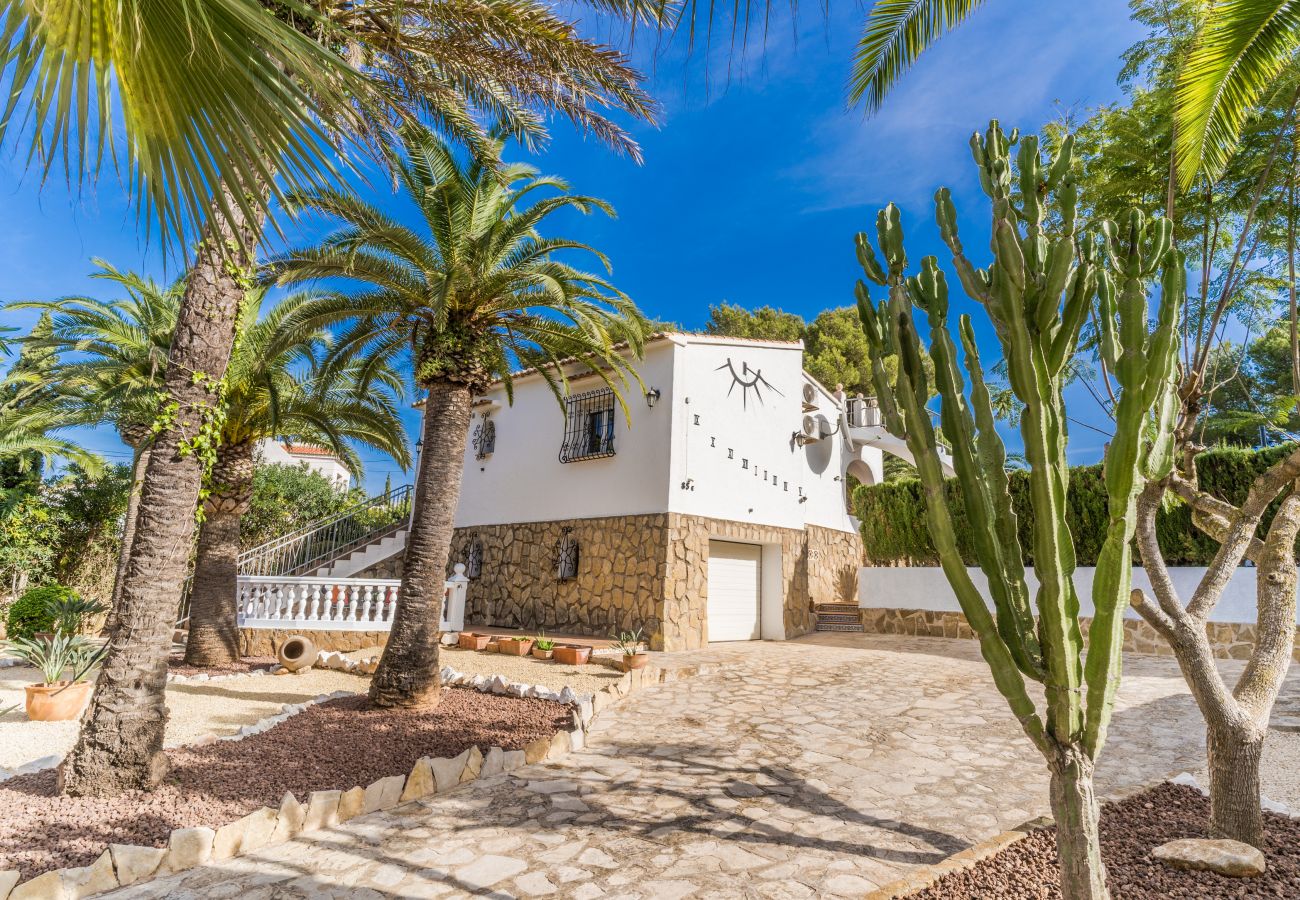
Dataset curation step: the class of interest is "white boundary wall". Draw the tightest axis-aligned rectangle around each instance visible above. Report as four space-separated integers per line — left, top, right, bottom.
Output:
859 566 1285 625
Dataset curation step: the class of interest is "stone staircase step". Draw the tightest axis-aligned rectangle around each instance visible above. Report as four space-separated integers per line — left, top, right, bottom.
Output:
813 603 865 633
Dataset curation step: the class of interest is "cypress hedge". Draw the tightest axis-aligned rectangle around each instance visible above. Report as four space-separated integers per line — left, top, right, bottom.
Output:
853 444 1297 567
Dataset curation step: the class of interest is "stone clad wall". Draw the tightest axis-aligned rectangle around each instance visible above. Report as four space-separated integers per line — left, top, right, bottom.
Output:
448 514 669 644
857 607 1300 662
665 515 864 648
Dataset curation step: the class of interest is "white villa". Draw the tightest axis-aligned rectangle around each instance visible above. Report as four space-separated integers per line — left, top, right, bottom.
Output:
445 332 893 651
257 440 354 489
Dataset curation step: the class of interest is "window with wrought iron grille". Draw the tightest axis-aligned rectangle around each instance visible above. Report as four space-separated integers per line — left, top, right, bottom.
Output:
555 530 579 580
464 537 483 579
559 388 616 462
472 416 496 460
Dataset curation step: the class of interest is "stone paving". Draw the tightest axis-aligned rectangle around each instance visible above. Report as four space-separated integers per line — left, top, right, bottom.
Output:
102 632 1278 899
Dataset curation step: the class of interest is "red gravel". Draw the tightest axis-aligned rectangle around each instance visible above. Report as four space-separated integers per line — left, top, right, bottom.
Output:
0 689 571 879
914 783 1300 898
166 655 277 677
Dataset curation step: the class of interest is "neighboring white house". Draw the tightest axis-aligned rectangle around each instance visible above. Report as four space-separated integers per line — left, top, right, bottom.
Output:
445 332 885 651
257 440 353 489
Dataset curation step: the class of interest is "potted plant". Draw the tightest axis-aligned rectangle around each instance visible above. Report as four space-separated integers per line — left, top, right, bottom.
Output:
499 635 534 656
612 628 649 671
6 634 107 721
457 632 491 651
531 631 555 660
553 643 591 666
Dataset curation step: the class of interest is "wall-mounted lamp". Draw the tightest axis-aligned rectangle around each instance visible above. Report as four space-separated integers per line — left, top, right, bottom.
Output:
645 387 662 408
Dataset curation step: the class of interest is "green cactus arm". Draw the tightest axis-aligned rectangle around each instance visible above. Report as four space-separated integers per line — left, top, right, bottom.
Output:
879 285 1051 756
1082 221 1184 760
957 315 1045 680
1094 269 1120 373
1047 266 1097 375
911 257 1044 679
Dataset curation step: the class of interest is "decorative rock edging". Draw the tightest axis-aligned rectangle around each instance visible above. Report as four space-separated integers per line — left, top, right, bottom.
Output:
0 656 719 900
1170 771 1300 820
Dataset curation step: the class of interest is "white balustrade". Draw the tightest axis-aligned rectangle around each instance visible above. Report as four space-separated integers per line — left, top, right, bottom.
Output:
236 563 470 633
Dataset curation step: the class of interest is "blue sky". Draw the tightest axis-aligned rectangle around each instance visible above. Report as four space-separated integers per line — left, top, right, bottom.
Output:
0 0 1143 491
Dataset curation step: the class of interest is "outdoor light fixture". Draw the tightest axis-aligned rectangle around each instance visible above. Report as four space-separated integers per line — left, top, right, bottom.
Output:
645 387 662 408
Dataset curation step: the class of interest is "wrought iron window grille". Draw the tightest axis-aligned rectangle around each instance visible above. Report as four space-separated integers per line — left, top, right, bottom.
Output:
556 529 579 580
464 538 483 579
558 388 617 463
472 416 496 460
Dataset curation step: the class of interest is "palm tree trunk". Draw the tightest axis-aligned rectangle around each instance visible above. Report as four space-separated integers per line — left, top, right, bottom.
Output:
369 378 472 708
101 442 150 637
185 442 257 666
59 190 260 798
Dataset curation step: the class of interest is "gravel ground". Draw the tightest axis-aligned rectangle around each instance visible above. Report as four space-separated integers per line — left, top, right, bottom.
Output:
431 645 624 695
914 783 1300 898
166 655 276 677
0 666 364 774
0 689 570 880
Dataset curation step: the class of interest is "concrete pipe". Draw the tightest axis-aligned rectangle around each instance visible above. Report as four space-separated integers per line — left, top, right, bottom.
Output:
277 635 317 672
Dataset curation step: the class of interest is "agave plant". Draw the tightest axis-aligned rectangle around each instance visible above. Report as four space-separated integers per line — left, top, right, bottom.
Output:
5 634 108 687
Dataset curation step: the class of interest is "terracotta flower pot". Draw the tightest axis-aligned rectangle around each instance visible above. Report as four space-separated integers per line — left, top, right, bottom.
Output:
499 639 533 656
484 641 500 653
25 681 92 722
620 653 650 672
553 644 591 666
531 647 554 661
458 633 490 651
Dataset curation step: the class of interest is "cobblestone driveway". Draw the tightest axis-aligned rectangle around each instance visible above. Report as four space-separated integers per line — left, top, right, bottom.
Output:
106 633 1251 899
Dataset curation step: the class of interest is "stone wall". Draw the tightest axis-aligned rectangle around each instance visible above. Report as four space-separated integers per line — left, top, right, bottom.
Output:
443 513 863 652
664 515 863 649
238 628 389 657
448 514 670 645
858 607 1300 662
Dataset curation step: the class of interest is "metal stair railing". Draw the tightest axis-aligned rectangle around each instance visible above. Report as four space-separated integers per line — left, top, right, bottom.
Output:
176 484 413 628
239 483 414 577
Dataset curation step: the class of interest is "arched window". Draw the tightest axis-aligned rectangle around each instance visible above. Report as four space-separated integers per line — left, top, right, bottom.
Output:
556 530 579 581
464 537 483 579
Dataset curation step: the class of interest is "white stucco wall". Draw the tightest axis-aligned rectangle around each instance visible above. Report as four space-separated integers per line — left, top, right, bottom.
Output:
666 337 859 534
451 340 677 528
451 334 862 533
256 440 352 488
859 565 1281 625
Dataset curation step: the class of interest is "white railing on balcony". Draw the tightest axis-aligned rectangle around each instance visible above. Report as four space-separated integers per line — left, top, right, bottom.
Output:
236 563 468 633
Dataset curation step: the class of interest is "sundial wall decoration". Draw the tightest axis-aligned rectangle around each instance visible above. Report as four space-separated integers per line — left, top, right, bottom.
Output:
716 358 782 409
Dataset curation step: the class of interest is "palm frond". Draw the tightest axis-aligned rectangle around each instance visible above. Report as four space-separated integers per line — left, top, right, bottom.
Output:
1175 0 1300 188
849 0 987 112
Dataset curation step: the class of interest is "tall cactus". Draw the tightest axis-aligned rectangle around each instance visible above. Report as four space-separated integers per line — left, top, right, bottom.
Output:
855 121 1183 900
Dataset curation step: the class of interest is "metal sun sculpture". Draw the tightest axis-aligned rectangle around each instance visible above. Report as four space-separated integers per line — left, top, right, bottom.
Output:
716 358 782 408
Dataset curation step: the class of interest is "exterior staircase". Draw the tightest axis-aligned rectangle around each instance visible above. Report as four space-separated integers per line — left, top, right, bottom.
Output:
814 602 865 633
176 484 413 627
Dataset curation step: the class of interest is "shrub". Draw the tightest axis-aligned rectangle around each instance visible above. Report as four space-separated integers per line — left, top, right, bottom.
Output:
5 584 78 640
854 443 1297 567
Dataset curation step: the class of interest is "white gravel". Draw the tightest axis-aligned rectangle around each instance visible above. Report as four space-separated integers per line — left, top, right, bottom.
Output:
0 665 364 776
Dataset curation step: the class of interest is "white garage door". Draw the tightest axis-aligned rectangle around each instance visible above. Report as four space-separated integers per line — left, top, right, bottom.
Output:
707 541 762 642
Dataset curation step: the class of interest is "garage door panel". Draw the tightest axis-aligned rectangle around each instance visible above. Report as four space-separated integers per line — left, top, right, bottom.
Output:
707 541 761 642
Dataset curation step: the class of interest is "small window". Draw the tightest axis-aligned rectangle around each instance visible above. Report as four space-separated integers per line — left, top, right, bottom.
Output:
556 530 579 581
559 388 616 462
472 416 495 460
464 537 483 579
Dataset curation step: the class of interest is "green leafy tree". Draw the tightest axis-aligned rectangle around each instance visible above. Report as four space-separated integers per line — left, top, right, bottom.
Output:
241 464 368 551
45 464 133 606
267 125 648 708
184 290 411 666
704 303 805 342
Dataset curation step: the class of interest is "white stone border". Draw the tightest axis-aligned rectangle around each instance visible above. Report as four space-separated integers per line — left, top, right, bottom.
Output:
167 669 271 685
0 656 721 900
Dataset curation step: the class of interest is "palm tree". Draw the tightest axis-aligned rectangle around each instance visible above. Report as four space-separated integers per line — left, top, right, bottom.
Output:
267 125 647 708
184 290 410 666
11 263 182 632
0 402 100 486
49 0 657 798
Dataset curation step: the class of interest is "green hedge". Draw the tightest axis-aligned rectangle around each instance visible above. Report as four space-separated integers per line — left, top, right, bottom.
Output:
853 444 1297 567
4 584 78 640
